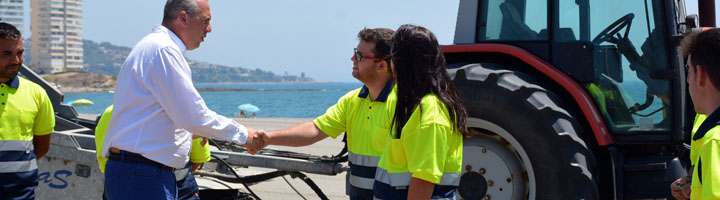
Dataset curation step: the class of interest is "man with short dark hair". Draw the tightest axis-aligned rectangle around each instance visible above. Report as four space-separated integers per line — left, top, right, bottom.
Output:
0 22 55 200
102 0 261 199
676 28 720 199
251 28 395 200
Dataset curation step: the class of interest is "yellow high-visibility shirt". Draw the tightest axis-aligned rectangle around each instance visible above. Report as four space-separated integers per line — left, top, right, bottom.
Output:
0 77 55 140
377 93 463 184
691 125 720 200
691 114 707 165
313 83 396 159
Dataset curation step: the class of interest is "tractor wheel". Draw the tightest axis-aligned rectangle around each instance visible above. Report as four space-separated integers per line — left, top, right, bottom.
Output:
450 63 598 200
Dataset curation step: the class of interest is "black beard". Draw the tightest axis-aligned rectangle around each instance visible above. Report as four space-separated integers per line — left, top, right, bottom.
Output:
0 64 20 81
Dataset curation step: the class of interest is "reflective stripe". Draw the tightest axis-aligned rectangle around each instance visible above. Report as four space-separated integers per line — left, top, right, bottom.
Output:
374 168 460 186
373 181 458 200
349 174 375 190
348 152 380 167
0 140 33 151
0 159 38 173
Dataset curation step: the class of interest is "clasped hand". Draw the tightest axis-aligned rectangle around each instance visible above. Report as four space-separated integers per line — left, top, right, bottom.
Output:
244 128 270 154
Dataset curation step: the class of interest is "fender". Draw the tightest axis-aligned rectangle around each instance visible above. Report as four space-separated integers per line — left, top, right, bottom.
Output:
442 43 613 146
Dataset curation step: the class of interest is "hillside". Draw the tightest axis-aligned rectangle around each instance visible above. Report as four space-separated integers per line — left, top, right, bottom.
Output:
42 72 116 93
82 39 315 83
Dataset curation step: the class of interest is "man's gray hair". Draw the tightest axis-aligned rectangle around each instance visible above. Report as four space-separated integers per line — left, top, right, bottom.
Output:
163 0 201 23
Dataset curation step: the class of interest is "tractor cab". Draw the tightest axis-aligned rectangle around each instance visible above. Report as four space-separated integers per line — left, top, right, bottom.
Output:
455 0 686 143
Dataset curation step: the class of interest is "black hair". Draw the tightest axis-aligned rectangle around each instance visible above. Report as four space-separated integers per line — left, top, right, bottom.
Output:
390 24 468 138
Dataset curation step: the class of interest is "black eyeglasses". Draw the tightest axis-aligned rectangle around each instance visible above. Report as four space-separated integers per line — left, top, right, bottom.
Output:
354 48 383 62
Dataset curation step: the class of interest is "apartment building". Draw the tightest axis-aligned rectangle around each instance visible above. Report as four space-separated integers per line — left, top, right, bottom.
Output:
0 0 23 34
31 0 83 74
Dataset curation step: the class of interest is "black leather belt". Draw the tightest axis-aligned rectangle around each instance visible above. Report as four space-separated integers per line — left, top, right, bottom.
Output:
108 148 175 172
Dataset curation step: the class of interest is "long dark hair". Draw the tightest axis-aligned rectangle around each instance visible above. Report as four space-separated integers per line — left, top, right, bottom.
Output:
390 24 468 138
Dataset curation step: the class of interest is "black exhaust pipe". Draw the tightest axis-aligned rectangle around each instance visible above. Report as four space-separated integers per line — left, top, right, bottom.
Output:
699 0 716 27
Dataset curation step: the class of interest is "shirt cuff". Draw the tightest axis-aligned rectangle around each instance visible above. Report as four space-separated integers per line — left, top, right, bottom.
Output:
232 124 249 144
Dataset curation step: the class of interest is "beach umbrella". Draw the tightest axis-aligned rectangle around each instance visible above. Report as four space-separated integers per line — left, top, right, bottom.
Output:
238 103 260 112
71 99 94 106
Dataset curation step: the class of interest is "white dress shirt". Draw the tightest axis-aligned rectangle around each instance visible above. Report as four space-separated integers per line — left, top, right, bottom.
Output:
102 25 248 168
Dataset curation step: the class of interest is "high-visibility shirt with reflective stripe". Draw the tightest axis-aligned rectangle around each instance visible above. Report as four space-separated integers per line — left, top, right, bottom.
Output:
0 77 55 140
314 82 396 158
376 94 463 188
691 124 720 200
691 114 707 165
95 105 211 173
314 81 396 194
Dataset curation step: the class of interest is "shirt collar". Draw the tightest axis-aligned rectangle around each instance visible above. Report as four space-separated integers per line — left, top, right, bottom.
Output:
154 25 187 55
358 79 395 102
2 76 19 88
693 106 720 141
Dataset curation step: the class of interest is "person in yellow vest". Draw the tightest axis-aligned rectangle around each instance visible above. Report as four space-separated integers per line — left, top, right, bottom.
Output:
253 28 395 200
95 105 210 200
373 24 468 199
671 114 706 200
0 22 56 200
677 28 720 199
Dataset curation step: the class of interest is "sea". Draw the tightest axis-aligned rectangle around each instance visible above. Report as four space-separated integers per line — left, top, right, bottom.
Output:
64 81 666 125
65 82 363 118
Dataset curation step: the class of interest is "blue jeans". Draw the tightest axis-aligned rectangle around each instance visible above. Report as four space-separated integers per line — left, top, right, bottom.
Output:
104 155 177 200
176 163 199 200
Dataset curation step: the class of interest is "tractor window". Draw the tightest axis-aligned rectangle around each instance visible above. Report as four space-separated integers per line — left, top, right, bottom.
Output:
562 0 672 133
477 0 547 41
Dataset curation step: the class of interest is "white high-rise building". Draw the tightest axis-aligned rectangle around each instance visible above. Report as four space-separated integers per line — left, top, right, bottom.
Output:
31 0 83 74
0 0 24 34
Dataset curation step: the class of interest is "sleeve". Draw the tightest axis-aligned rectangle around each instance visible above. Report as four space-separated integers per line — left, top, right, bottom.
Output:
700 139 720 199
95 105 114 173
313 91 353 139
403 124 452 184
190 137 211 164
147 47 248 144
33 87 55 136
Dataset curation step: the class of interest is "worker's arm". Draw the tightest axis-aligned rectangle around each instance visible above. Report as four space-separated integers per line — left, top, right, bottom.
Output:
33 134 51 159
191 163 202 173
264 122 328 147
408 177 434 200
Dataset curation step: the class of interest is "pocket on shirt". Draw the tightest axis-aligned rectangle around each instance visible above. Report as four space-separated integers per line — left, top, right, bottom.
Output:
372 127 391 153
18 109 37 133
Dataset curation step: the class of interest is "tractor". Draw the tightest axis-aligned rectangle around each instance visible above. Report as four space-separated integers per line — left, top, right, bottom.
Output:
443 0 714 199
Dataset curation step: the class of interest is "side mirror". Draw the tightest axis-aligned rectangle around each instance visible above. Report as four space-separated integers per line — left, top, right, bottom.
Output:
685 14 699 31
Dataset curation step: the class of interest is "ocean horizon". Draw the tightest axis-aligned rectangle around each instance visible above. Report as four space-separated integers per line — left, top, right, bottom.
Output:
64 82 363 118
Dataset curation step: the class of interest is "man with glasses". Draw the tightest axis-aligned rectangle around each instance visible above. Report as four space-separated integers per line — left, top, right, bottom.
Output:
248 28 395 200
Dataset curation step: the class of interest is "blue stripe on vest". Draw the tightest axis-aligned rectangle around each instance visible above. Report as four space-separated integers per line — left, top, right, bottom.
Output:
0 150 37 162
349 162 378 178
373 180 457 199
0 169 39 199
349 185 374 200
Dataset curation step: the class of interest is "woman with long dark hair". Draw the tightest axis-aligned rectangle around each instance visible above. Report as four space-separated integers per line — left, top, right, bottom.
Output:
373 24 468 199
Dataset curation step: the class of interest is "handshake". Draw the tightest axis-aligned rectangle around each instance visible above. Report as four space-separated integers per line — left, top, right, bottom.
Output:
244 128 270 154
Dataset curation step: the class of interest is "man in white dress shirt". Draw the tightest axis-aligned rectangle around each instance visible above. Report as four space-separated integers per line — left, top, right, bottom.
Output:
102 0 260 199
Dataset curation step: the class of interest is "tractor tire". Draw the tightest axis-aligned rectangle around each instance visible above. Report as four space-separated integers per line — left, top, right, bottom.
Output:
450 63 599 200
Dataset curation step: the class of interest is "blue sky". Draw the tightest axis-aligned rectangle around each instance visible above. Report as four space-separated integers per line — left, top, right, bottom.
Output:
24 1 460 82
19 1 718 82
